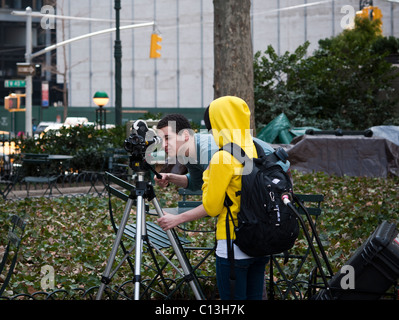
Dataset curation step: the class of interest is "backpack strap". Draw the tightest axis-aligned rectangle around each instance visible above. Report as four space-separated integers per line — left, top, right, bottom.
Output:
224 194 236 299
220 143 251 200
254 140 289 164
220 142 251 165
223 140 280 164
222 140 288 165
219 142 256 299
253 140 265 157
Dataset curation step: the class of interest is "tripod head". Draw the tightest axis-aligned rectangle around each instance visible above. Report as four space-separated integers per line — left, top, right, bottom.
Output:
124 120 162 179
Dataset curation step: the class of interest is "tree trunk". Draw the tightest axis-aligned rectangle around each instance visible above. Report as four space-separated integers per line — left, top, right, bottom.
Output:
213 0 255 132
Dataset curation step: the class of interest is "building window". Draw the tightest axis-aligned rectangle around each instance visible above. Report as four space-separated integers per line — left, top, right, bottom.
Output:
1 0 44 11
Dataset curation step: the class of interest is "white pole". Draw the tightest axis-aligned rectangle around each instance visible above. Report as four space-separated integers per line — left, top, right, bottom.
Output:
25 7 33 137
11 9 148 24
30 22 154 59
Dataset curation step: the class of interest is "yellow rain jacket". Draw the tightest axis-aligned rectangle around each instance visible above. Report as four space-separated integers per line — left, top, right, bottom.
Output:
202 96 258 241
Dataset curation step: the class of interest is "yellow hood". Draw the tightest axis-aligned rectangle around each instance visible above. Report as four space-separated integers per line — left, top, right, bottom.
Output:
208 96 255 158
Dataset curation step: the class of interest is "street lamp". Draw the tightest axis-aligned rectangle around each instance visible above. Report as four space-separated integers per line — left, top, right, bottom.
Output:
93 91 109 129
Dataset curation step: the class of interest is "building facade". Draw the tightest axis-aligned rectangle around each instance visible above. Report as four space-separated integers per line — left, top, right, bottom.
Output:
1 0 398 128
0 0 61 108
57 0 399 116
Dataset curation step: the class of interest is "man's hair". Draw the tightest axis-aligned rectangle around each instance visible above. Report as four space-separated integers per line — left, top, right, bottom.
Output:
157 114 192 134
203 105 211 131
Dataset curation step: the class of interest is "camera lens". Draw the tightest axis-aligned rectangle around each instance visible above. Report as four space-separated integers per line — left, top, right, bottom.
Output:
124 133 146 153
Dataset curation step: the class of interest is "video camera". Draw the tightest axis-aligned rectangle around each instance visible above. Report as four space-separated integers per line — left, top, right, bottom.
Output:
124 120 162 175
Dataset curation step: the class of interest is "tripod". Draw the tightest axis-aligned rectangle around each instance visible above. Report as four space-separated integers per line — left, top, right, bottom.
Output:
96 167 204 300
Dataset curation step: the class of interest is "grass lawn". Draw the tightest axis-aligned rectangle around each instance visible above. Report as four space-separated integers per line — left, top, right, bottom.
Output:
1 170 398 299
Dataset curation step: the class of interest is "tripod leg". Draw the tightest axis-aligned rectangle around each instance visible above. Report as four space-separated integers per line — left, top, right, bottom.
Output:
134 195 145 300
96 198 135 300
152 197 204 300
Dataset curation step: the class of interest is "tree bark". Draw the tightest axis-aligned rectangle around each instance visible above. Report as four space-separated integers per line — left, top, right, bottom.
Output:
213 0 255 132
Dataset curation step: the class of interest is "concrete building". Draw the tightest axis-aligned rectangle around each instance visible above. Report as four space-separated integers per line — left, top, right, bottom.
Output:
0 0 59 107
1 0 398 129
57 0 399 117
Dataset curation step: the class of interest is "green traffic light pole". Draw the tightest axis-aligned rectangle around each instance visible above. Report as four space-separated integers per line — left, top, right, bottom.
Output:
25 7 33 136
114 0 122 126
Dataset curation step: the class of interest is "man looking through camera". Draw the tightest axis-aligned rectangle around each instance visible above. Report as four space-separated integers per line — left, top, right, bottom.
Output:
155 114 214 230
155 113 290 231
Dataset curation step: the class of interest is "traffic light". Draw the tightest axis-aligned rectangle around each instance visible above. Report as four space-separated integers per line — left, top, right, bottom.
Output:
356 7 370 19
371 7 383 22
356 6 383 21
150 33 162 59
4 93 26 112
35 64 42 77
4 94 18 111
355 6 383 33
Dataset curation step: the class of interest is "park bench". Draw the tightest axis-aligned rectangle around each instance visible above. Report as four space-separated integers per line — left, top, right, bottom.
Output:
84 148 130 196
21 154 63 197
267 193 333 300
0 215 26 297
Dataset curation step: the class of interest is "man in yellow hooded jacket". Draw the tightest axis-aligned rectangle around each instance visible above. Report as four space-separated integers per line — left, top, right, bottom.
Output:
202 96 269 300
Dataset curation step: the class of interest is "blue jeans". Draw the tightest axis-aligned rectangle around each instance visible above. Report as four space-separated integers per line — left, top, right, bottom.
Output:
216 255 269 300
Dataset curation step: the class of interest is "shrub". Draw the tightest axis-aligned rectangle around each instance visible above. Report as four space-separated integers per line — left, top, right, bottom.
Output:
14 125 126 172
254 17 399 130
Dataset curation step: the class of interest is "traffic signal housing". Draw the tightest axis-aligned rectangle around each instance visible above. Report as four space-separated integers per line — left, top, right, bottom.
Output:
4 93 26 112
150 33 162 59
356 7 370 19
356 6 383 34
371 7 383 22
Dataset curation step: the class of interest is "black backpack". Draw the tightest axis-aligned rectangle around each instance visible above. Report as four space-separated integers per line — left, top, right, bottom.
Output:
221 141 299 258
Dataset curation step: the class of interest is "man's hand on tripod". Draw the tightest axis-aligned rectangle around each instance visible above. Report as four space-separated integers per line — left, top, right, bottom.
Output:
157 212 183 231
155 173 170 188
154 173 189 188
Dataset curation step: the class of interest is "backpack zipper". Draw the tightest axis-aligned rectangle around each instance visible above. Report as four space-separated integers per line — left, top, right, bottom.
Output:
267 185 281 226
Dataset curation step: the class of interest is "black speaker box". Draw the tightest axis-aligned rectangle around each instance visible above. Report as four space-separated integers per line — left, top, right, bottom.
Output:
316 220 399 300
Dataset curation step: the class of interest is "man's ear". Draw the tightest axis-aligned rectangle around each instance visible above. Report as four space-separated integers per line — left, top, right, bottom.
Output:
182 129 190 142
